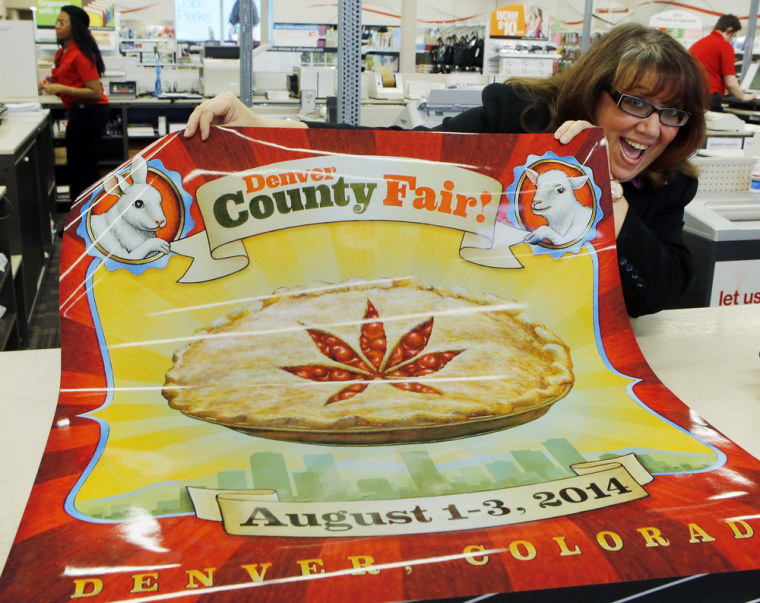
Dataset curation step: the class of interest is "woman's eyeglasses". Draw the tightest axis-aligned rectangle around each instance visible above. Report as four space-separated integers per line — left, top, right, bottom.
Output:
609 90 691 127
55 20 70 27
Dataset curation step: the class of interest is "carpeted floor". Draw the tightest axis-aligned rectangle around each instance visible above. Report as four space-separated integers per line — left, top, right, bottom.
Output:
26 215 64 350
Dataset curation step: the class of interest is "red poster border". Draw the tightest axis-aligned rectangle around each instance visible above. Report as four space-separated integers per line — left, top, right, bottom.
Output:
2 128 760 602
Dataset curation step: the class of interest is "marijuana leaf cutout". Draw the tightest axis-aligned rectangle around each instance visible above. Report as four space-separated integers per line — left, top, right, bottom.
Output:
282 299 463 405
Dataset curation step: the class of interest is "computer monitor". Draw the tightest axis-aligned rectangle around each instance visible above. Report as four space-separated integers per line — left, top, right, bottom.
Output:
739 62 760 94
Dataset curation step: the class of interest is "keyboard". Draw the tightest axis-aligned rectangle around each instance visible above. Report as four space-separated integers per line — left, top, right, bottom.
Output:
158 92 204 99
723 96 760 111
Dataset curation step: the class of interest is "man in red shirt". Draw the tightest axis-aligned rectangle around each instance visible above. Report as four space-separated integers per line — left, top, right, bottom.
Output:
690 14 756 111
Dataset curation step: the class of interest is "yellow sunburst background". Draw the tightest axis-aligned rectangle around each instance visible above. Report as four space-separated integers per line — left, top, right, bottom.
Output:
78 222 714 503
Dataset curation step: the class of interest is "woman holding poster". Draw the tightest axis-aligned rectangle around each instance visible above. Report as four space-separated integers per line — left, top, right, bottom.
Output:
39 4 109 203
184 24 708 318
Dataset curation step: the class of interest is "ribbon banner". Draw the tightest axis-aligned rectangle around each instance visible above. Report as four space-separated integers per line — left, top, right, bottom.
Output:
190 454 652 537
172 155 531 282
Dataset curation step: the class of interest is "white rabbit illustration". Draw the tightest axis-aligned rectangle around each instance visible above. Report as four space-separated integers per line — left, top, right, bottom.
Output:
90 156 171 260
522 168 592 246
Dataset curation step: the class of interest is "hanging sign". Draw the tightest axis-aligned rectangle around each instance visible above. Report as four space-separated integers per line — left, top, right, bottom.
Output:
490 4 544 38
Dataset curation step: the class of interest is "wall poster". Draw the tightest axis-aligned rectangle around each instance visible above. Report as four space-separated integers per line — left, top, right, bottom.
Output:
1 127 760 601
489 4 545 39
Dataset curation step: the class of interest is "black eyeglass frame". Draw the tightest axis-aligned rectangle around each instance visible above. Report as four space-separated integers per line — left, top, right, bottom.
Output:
608 90 691 127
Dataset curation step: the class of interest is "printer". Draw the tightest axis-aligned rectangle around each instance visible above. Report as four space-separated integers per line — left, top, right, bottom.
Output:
367 70 404 100
201 58 241 97
290 66 336 99
680 191 760 307
394 87 484 128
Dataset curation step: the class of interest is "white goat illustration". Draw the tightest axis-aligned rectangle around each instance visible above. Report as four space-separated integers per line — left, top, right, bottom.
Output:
522 168 592 246
90 156 170 260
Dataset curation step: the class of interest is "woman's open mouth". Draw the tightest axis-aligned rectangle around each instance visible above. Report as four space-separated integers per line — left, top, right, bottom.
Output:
621 138 648 163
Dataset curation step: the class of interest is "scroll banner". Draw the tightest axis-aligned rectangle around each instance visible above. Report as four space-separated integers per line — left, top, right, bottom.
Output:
171 155 529 282
188 454 653 537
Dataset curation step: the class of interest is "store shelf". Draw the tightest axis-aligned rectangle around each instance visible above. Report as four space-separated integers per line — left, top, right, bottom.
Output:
0 308 17 351
45 101 196 186
0 264 10 290
0 186 21 350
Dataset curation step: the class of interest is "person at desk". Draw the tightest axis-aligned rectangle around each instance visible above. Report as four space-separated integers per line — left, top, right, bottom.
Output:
689 14 756 112
184 24 707 318
38 5 109 203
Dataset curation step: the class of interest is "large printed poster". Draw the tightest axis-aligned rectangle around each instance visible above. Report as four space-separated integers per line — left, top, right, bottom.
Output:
2 128 760 601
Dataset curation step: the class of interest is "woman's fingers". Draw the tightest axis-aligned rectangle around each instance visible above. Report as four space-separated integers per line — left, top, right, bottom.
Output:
183 92 309 140
554 120 594 144
184 93 245 140
183 103 212 139
184 99 223 140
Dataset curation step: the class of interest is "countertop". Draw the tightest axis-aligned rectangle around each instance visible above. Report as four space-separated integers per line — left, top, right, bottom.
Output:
0 108 49 156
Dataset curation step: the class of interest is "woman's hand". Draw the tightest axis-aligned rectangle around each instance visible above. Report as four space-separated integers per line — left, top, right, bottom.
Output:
553 120 595 144
184 92 258 140
41 82 64 96
40 79 102 101
184 92 309 140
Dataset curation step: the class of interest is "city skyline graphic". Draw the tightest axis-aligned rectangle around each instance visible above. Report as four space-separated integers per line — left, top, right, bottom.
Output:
78 438 715 520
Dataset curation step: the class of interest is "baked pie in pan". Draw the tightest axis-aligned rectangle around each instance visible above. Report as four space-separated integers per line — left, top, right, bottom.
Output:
162 279 574 444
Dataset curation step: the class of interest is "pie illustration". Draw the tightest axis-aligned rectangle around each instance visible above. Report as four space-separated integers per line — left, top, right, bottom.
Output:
162 279 574 444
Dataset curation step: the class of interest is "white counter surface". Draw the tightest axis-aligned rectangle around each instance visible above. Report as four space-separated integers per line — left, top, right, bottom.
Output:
0 109 49 156
630 303 759 458
0 348 60 571
1 304 759 576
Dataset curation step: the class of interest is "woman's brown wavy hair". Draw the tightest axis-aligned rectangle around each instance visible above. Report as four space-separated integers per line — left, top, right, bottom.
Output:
510 23 709 188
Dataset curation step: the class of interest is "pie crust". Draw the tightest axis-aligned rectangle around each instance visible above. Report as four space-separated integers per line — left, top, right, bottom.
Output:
162 279 574 444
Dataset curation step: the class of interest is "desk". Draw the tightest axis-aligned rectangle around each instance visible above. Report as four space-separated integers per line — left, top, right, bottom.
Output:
704 128 756 151
0 183 18 350
724 105 760 125
1 305 759 588
0 109 55 346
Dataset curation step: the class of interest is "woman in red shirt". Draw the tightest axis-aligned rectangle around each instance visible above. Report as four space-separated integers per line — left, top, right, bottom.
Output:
39 5 110 203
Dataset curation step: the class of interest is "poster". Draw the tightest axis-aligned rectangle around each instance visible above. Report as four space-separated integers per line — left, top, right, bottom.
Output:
710 259 760 307
489 4 545 39
1 128 760 601
35 0 116 30
174 0 238 43
35 0 75 28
